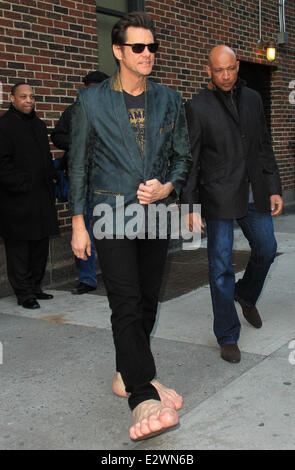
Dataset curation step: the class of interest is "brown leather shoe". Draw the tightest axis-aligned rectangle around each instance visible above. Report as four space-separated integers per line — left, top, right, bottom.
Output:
220 344 241 363
235 294 262 329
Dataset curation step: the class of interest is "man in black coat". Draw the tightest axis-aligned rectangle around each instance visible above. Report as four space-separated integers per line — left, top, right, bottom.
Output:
0 83 59 309
51 70 108 295
181 45 283 363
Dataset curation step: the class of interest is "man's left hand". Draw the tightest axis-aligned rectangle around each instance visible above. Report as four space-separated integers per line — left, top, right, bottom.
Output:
270 194 283 216
137 179 173 204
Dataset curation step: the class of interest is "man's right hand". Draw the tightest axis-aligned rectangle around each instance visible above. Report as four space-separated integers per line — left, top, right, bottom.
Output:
184 212 205 233
71 214 91 260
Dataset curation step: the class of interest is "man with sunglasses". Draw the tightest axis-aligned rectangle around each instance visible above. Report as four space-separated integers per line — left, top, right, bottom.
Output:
68 12 192 440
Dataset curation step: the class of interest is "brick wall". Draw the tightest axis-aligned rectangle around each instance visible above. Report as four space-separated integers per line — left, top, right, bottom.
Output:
0 0 98 232
146 0 295 206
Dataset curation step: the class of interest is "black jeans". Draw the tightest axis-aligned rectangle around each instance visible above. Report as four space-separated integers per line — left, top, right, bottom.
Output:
95 237 169 410
4 237 49 303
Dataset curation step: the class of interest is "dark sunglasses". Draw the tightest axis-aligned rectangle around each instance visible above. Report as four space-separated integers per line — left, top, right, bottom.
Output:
122 43 159 54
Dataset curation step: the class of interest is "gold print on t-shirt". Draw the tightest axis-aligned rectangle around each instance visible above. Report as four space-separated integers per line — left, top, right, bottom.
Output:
128 107 145 157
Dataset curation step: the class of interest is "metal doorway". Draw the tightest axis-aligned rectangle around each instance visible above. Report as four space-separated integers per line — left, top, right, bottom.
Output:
239 61 275 135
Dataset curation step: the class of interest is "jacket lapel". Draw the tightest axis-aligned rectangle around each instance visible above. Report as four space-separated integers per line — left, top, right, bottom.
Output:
144 80 157 182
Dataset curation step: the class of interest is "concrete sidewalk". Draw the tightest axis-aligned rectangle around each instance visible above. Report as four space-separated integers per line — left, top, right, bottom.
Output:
0 212 294 450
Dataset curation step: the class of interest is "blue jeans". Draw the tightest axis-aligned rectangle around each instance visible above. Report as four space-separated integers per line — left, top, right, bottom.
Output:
76 199 97 287
205 203 277 345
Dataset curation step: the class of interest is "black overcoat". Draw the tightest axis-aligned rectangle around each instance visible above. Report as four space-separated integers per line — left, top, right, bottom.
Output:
181 81 282 219
0 106 59 240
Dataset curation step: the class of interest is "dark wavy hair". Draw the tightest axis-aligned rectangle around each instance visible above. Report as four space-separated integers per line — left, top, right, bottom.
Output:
112 11 156 45
111 11 157 65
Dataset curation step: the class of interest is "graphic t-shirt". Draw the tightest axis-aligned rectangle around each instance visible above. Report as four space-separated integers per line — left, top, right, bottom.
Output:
123 90 145 157
123 90 148 234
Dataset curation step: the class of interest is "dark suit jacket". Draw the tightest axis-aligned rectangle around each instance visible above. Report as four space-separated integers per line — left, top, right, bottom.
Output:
68 72 192 235
50 103 74 174
0 106 59 240
181 81 282 220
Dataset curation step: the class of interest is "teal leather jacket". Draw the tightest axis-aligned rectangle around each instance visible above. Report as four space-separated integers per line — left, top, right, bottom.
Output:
68 73 192 235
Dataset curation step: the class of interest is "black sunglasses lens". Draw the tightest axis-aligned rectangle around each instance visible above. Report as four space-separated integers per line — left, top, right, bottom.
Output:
131 43 159 53
132 44 145 53
148 43 159 53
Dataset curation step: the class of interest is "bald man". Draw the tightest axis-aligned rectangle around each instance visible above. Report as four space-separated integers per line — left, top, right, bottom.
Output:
181 45 283 363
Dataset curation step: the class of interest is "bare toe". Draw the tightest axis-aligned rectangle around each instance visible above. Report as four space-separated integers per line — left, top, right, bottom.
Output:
151 380 183 410
130 400 179 441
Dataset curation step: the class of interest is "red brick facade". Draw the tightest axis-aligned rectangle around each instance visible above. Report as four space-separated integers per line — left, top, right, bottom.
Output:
0 0 294 233
146 0 295 206
0 0 98 231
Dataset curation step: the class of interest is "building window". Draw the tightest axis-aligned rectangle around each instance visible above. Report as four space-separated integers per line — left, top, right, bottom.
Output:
96 1 145 76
